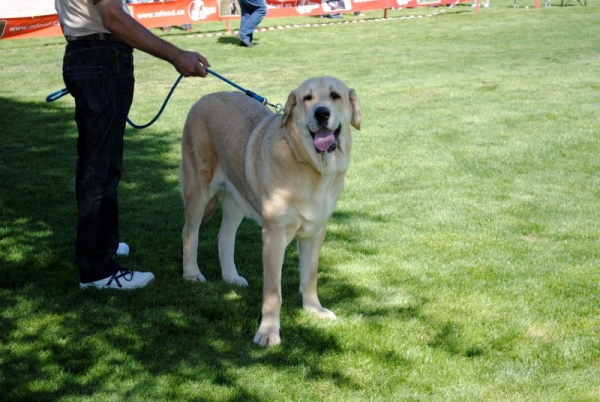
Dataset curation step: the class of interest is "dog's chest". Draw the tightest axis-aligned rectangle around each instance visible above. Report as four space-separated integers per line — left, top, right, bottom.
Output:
294 187 341 238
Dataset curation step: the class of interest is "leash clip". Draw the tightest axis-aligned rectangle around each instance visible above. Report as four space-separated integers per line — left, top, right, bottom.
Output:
264 99 283 114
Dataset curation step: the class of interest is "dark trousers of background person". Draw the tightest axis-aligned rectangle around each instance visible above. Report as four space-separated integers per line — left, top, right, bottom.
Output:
62 39 135 283
237 0 267 45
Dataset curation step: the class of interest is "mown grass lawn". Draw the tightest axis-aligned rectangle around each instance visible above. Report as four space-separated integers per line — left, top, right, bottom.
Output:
1 1 599 400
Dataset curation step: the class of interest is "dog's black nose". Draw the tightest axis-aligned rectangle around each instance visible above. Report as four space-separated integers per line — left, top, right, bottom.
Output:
314 107 330 125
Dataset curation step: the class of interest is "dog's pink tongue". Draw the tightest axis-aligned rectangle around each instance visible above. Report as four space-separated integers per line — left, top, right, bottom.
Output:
313 128 336 152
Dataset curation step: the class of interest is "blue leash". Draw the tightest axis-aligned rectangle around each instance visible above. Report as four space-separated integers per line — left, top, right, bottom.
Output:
205 68 282 113
46 68 282 129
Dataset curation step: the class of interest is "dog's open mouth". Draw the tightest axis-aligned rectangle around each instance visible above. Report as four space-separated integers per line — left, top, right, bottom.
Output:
311 126 341 153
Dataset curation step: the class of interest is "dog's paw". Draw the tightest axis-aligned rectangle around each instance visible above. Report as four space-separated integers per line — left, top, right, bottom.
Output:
183 273 207 282
305 306 337 320
223 274 249 287
253 328 281 347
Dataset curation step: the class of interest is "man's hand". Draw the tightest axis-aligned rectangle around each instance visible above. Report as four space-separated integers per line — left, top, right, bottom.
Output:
172 50 210 78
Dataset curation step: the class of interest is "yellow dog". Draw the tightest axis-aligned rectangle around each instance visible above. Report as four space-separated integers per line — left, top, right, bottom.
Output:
180 76 361 346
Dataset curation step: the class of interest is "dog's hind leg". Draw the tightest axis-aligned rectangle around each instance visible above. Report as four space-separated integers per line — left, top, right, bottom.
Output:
181 193 209 282
298 226 337 319
180 154 213 282
219 192 248 286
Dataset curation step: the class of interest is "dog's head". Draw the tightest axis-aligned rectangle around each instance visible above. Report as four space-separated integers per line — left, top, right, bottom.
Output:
282 77 361 155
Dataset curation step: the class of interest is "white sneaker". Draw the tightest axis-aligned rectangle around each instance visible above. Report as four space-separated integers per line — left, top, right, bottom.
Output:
80 267 155 289
116 242 130 257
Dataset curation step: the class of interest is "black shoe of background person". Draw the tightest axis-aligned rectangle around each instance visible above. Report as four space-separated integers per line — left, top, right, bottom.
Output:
237 33 253 47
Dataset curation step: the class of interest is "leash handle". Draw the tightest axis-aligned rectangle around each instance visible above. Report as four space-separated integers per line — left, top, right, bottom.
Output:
46 88 70 102
127 74 183 129
45 75 183 129
45 68 282 129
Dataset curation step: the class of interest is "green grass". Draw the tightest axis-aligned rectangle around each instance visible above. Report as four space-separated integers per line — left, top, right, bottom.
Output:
1 2 600 400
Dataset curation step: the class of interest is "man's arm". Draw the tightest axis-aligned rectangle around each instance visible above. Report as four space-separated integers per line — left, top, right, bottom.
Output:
94 0 210 77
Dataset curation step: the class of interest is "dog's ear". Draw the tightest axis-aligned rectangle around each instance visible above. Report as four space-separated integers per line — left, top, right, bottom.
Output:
281 90 297 127
349 88 362 130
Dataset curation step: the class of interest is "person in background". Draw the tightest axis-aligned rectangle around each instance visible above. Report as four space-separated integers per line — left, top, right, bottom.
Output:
55 0 210 289
161 24 193 33
237 0 267 47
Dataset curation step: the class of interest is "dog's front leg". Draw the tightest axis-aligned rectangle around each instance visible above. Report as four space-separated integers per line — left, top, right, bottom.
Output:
298 226 337 319
253 226 287 346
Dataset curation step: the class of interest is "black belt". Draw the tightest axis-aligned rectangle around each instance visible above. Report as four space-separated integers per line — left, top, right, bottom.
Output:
65 33 124 43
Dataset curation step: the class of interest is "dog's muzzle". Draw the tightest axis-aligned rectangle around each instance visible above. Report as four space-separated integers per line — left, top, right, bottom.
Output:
311 107 340 153
311 126 340 153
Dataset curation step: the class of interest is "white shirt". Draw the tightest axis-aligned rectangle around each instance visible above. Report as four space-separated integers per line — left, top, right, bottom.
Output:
55 0 130 37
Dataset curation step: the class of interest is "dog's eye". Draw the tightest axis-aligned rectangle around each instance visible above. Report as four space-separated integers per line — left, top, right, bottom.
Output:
330 92 341 100
303 94 313 102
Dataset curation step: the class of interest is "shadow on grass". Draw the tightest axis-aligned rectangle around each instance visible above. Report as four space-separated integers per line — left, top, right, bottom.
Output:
0 95 485 399
0 95 395 400
217 36 244 47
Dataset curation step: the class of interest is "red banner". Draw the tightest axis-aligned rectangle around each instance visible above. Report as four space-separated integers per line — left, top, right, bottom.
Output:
0 0 467 40
0 14 63 40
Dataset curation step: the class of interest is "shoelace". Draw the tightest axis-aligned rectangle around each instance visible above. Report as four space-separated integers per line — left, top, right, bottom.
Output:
106 269 134 288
